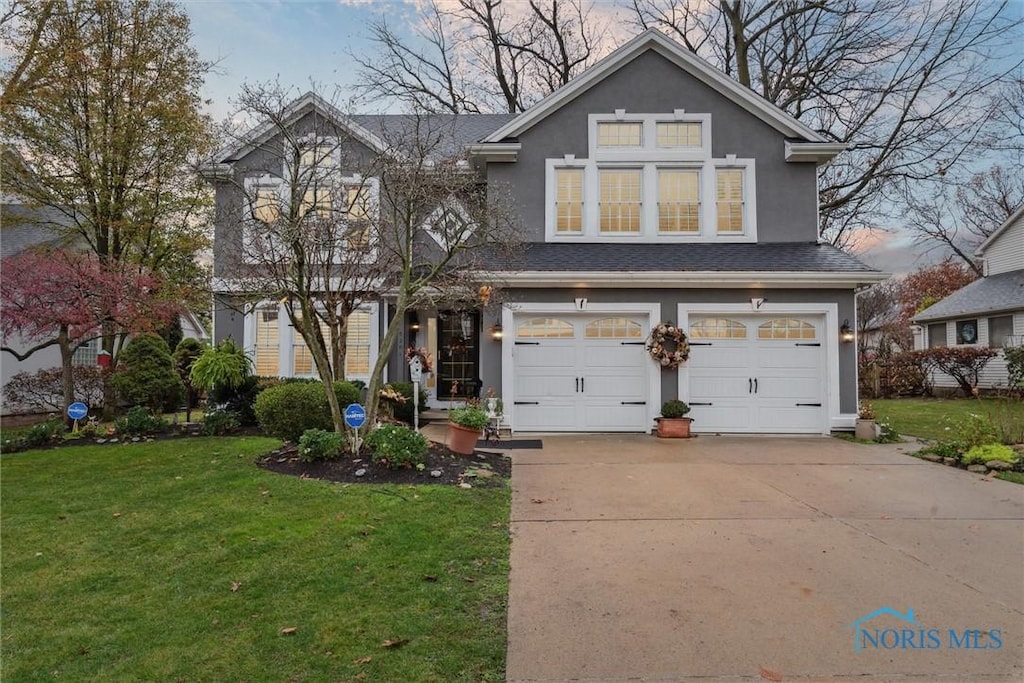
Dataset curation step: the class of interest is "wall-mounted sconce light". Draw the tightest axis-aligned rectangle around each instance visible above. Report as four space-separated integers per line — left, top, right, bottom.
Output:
409 312 421 332
840 319 855 343
490 321 504 341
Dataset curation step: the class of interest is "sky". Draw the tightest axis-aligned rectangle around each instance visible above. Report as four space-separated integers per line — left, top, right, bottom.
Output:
182 0 1014 277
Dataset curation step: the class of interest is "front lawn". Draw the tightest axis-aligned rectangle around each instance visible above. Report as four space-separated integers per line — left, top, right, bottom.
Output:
872 397 1024 442
1 437 510 682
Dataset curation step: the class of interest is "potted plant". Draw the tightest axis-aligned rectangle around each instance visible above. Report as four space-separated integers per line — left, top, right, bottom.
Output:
447 405 489 455
655 400 693 438
855 401 879 440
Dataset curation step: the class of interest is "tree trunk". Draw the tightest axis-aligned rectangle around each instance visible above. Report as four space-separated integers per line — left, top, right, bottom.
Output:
365 295 408 428
59 326 75 427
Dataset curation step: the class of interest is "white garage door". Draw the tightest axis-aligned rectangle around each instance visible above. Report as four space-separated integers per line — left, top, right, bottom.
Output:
513 315 650 431
686 315 825 433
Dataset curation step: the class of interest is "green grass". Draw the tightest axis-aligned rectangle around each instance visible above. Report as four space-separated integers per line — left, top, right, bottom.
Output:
872 397 1024 442
1 437 510 682
996 471 1024 485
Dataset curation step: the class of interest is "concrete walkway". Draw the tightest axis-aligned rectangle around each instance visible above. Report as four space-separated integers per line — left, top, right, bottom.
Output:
505 435 1024 682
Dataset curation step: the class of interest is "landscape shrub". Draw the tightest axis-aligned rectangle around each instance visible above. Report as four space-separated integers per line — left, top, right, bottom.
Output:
919 440 963 460
173 338 205 422
878 355 928 397
385 382 428 423
334 380 362 410
298 428 345 462
1005 346 1024 391
22 417 67 448
904 347 998 397
953 413 1000 450
192 340 260 425
201 408 241 436
111 334 184 411
254 382 332 441
3 366 105 413
962 444 1017 466
876 421 902 444
209 375 262 426
365 424 428 469
113 406 169 436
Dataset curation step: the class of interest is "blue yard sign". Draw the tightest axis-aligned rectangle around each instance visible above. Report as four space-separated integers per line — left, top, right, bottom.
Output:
343 403 367 429
67 402 89 421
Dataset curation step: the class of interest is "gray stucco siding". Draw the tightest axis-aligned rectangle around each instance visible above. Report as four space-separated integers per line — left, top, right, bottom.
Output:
487 50 820 243
482 286 857 415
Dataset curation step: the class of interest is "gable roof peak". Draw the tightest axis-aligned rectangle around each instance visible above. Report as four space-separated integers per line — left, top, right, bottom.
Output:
483 28 830 145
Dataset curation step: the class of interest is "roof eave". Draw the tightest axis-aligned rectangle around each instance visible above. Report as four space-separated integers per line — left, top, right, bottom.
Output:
975 204 1024 256
465 142 521 162
785 141 848 165
489 270 889 288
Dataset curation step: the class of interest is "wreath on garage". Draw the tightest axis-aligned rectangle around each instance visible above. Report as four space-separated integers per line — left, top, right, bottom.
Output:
646 322 690 370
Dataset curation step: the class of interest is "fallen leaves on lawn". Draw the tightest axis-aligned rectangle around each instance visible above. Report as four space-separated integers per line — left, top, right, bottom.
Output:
353 656 373 665
113 512 122 518
230 581 241 593
423 574 438 582
381 638 408 648
280 626 298 635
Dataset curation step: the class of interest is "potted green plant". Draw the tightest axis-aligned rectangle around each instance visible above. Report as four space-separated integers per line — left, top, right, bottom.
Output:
447 405 489 455
655 399 693 438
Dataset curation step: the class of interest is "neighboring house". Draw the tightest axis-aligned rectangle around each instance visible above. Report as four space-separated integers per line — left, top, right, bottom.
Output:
208 30 886 434
1 200 210 415
913 205 1024 390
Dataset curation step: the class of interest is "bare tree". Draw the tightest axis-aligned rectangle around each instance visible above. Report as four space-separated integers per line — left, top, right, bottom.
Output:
904 166 1023 275
354 0 607 113
631 0 1022 247
361 116 522 426
210 84 391 433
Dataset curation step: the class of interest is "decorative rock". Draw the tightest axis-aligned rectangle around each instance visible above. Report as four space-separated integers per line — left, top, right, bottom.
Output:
966 464 988 473
458 482 473 489
467 468 494 478
430 470 443 478
96 439 107 444
132 437 141 443
942 457 957 466
109 438 119 443
920 454 942 463
354 468 367 477
985 460 1014 471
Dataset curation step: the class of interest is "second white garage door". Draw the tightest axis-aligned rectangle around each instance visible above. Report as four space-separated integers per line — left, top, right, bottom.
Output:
685 315 826 433
513 315 650 431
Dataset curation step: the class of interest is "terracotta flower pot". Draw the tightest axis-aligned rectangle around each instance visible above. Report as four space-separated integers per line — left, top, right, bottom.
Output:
656 417 693 438
447 421 481 455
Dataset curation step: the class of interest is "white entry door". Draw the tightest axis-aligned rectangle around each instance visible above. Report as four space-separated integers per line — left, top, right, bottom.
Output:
686 315 826 433
513 315 650 431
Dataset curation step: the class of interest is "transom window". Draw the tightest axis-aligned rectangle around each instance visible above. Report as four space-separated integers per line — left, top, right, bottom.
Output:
597 122 642 147
599 170 642 233
658 169 700 233
758 319 815 340
656 122 702 148
585 318 642 339
517 318 574 338
555 168 584 234
716 169 745 234
690 318 746 339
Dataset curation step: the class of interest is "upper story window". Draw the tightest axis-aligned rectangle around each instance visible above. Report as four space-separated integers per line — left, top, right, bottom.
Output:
546 112 755 243
656 122 702 149
253 186 281 223
597 122 642 147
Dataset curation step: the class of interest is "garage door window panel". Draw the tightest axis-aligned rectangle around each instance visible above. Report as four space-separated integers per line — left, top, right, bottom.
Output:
585 318 643 338
690 318 746 339
758 319 816 340
517 318 575 339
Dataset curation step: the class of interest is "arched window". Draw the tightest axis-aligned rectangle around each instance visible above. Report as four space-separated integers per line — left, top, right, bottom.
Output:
758 319 816 340
585 318 643 339
517 318 574 338
690 318 746 339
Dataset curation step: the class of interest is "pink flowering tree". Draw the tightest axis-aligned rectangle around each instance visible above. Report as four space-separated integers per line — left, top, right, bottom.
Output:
1 248 178 420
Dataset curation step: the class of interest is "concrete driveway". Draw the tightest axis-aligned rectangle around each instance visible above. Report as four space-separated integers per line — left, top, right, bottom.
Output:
505 435 1024 682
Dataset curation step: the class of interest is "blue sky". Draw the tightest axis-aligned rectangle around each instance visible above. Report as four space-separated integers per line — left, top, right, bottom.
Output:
185 0 409 121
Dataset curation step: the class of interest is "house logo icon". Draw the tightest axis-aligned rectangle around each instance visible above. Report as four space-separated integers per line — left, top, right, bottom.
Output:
847 607 916 652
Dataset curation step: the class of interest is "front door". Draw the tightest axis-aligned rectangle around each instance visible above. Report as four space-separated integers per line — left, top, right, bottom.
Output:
436 310 480 399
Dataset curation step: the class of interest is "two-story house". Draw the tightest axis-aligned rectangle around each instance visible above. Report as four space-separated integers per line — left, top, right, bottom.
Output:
913 205 1024 389
208 30 887 434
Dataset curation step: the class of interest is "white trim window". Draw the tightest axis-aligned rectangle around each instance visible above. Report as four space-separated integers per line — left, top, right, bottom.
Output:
545 112 756 242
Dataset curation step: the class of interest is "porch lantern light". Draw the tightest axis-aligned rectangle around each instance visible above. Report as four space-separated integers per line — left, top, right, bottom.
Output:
409 312 421 332
840 319 855 344
490 321 504 341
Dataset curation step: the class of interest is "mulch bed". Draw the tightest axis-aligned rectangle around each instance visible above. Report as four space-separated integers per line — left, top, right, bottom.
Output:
257 441 511 487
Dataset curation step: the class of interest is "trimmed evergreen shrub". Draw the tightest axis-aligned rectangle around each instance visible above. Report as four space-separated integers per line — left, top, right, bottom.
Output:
111 334 184 411
114 406 169 436
254 382 332 441
298 428 345 461
366 424 428 469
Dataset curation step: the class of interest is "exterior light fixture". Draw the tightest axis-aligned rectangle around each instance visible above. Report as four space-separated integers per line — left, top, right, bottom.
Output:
409 312 421 332
840 319 854 343
490 322 504 341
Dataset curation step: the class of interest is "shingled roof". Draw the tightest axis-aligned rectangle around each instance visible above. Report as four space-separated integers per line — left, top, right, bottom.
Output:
486 242 879 273
913 269 1024 322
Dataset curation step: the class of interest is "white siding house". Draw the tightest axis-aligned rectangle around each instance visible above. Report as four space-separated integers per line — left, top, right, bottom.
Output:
913 206 1024 390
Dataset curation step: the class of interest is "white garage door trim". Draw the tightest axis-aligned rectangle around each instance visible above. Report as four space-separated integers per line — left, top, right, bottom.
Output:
677 303 840 434
502 303 661 432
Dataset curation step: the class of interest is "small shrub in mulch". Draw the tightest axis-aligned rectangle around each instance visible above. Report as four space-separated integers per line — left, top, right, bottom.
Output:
257 440 510 487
